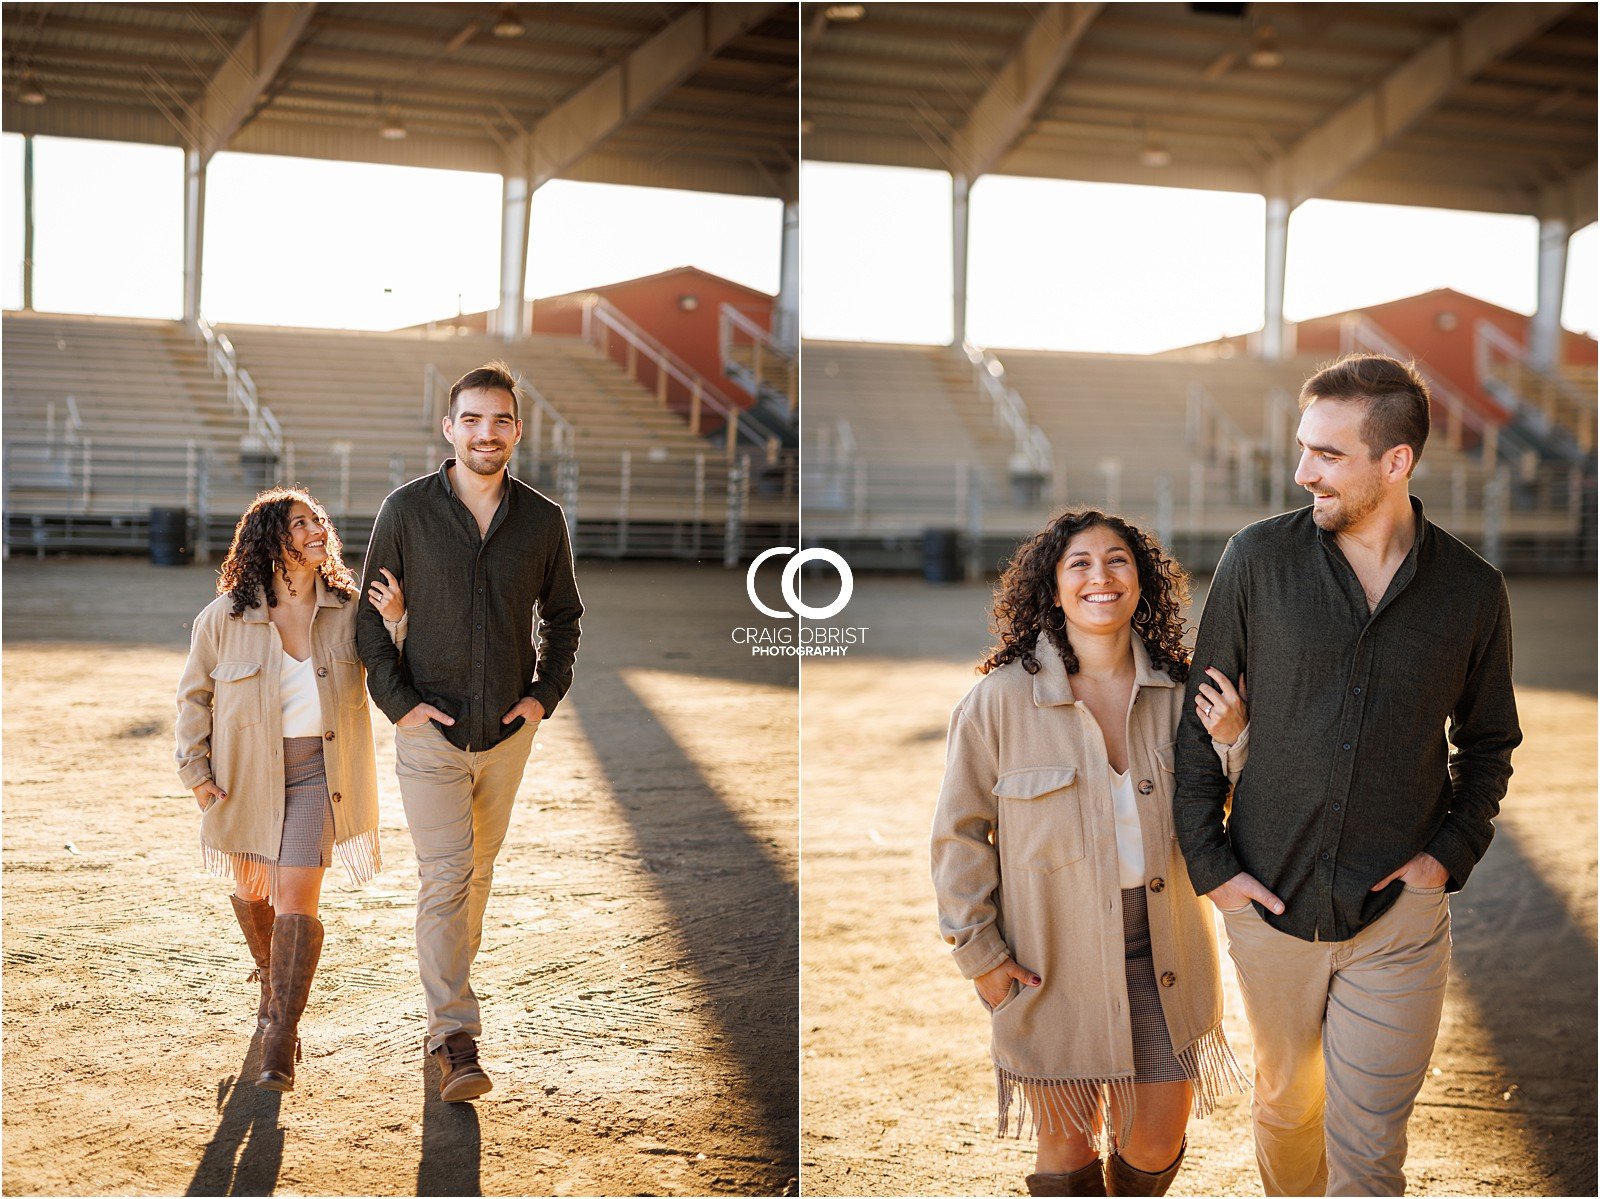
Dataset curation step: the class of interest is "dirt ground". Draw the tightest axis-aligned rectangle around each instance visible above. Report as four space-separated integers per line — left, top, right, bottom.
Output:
2 557 797 1197
799 575 1597 1198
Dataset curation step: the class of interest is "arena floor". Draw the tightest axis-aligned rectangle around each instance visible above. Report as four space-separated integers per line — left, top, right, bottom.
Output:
799 574 1596 1197
1 557 797 1196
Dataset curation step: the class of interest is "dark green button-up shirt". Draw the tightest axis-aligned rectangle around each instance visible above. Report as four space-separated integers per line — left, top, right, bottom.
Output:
356 459 583 753
1174 498 1520 942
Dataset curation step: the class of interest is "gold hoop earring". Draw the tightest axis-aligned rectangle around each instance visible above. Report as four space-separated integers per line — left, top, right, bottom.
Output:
1136 596 1152 623
1047 605 1066 631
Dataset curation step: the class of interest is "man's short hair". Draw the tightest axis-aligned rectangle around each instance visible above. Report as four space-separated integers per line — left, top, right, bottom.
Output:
449 360 520 420
1299 353 1430 475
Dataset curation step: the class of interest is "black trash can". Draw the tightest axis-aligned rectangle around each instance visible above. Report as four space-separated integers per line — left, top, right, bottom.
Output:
922 527 962 584
150 507 191 566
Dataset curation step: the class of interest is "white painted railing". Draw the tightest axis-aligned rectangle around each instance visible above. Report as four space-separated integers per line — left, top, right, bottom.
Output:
961 341 1053 478
581 295 781 462
194 315 283 457
719 303 796 411
1474 319 1595 453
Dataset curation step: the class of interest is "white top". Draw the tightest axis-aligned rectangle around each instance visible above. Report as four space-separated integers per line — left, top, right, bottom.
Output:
279 650 323 738
1109 765 1145 890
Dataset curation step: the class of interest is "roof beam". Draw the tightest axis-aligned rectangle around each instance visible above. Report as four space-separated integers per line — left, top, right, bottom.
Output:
1282 2 1575 205
514 2 778 190
1540 162 1598 229
195 2 316 159
947 2 1102 178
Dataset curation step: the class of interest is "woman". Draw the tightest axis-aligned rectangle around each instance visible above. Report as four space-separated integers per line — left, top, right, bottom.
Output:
175 487 406 1091
931 509 1250 1197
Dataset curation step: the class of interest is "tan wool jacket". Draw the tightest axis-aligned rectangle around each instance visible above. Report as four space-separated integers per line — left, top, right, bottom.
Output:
931 631 1248 1141
175 577 382 886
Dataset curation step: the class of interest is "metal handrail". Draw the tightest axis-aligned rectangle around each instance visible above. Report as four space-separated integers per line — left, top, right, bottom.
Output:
194 314 284 457
1474 319 1595 452
579 295 781 460
422 363 450 426
719 303 796 410
961 341 1053 477
46 395 85 452
1340 314 1535 470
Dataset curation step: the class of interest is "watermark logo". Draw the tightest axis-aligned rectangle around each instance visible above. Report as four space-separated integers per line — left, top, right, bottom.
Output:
735 546 867 657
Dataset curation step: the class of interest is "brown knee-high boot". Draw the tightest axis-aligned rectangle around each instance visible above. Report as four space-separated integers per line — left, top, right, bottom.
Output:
1106 1139 1185 1197
229 894 275 1030
1026 1160 1106 1196
256 913 323 1091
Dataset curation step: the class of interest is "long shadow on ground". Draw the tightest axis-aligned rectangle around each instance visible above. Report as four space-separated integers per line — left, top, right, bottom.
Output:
1450 823 1596 1195
570 661 798 1186
185 1035 284 1196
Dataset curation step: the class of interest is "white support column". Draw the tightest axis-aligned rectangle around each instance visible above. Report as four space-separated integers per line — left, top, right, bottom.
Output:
774 198 799 350
1262 191 1289 362
492 169 533 342
22 134 35 311
952 173 971 348
183 148 207 325
1529 215 1569 372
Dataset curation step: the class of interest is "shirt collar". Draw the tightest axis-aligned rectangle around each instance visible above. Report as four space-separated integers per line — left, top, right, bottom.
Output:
1030 627 1179 707
239 574 344 621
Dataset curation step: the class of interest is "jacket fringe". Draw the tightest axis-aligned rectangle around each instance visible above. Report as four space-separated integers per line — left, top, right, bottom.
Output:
200 827 381 904
994 1023 1248 1149
1175 1022 1251 1119
996 1069 1137 1155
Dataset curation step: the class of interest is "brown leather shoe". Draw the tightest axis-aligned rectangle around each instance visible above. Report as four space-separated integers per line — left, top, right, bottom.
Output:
256 913 323 1092
1106 1139 1185 1197
433 1032 493 1102
229 894 275 1030
1026 1159 1105 1196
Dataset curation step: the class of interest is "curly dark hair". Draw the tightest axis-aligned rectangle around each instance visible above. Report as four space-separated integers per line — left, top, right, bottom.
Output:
216 488 358 618
979 508 1192 682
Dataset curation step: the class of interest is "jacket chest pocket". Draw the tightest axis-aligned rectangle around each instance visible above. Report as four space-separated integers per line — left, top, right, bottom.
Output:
330 640 366 710
995 765 1083 874
211 661 264 728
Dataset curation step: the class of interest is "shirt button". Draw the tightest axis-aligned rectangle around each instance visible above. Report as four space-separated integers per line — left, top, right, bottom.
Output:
1137 780 1154 796
317 667 328 678
331 791 342 803
1321 851 1330 861
324 731 335 741
1352 686 1362 695
1148 877 1165 894
1332 803 1341 812
476 623 483 630
1342 742 1351 750
1160 972 1176 987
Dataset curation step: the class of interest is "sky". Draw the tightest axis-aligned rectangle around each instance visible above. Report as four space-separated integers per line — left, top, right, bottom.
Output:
0 134 782 329
801 161 1598 352
2 134 1594 351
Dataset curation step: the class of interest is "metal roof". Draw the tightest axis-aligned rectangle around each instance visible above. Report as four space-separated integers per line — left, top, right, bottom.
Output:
2 2 799 198
800 2 1596 225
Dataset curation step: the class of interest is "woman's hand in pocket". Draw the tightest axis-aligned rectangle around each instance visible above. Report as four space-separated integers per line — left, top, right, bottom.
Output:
975 957 1041 1009
193 780 226 811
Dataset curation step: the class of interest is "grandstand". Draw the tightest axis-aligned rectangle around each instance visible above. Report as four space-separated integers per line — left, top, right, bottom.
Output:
3 309 796 562
2 2 799 565
802 335 1594 574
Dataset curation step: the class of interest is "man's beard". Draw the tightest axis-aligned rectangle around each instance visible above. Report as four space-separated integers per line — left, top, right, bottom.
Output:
461 445 507 475
1310 473 1384 533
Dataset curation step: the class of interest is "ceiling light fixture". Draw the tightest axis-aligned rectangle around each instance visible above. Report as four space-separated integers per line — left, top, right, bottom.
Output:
380 108 408 140
824 4 866 21
1247 25 1284 69
18 72 45 105
1139 135 1171 168
492 6 525 38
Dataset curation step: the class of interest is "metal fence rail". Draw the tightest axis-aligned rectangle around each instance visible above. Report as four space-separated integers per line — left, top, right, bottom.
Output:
2 435 794 566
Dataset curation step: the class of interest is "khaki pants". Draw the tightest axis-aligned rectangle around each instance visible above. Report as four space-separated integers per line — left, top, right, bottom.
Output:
1222 886 1451 1197
394 720 537 1053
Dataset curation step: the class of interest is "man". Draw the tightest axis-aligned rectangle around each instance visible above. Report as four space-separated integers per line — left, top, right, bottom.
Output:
1174 353 1520 1196
358 360 582 1102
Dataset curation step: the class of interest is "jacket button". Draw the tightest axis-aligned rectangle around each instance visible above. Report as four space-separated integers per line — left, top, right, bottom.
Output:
1137 779 1154 795
1160 971 1176 987
331 791 342 803
317 667 328 677
1149 877 1165 893
324 731 335 741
